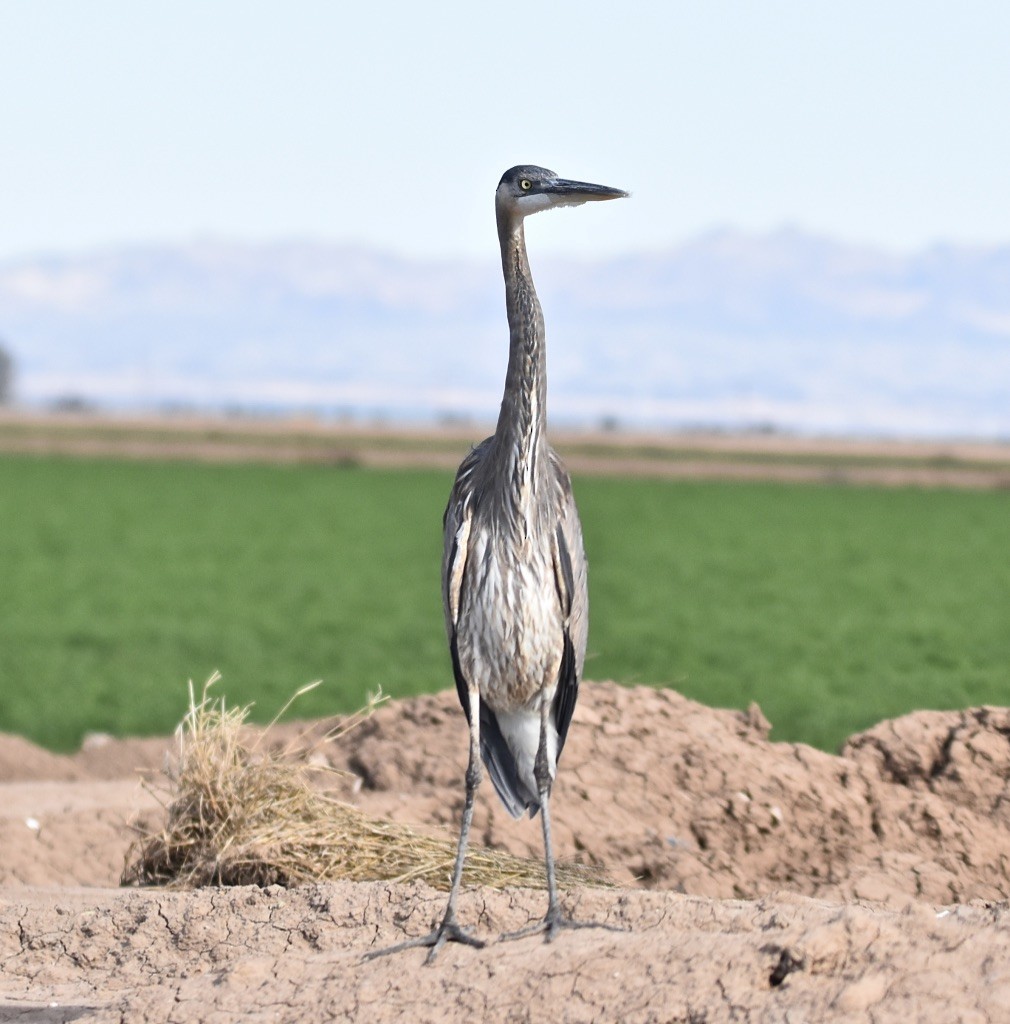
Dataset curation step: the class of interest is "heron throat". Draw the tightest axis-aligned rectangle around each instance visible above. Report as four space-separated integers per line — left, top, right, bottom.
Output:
492 215 548 512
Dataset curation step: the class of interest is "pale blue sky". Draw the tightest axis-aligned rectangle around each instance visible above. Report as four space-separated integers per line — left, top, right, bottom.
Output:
2 1 1009 260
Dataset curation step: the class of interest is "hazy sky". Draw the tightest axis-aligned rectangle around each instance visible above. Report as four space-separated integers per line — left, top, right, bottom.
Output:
3 1 1009 261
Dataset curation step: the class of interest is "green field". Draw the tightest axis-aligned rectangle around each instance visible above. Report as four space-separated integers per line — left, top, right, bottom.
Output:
2 453 1007 752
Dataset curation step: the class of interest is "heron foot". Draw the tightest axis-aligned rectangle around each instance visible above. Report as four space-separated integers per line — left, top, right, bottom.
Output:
498 905 626 945
362 915 486 965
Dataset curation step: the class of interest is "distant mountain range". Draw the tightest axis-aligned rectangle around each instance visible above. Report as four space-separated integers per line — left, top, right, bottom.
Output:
1 229 1008 438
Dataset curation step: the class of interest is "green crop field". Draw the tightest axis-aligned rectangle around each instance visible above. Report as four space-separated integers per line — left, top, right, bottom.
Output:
2 453 1007 753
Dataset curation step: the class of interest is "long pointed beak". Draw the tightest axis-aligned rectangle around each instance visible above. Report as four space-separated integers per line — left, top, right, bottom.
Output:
547 178 629 202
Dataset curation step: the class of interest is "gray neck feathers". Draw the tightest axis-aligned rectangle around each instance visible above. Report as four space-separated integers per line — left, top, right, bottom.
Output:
491 212 548 513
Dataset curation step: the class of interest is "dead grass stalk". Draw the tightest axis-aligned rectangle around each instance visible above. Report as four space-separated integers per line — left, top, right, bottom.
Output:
122 674 608 892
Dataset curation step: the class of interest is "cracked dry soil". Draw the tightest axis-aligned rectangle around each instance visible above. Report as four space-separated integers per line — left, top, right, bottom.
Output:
3 682 1010 1022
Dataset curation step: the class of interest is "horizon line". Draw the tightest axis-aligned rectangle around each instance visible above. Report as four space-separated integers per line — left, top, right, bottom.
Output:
3 223 1009 268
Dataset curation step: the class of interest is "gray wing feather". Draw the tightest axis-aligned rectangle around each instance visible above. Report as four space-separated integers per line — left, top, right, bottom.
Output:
443 439 534 817
442 439 490 718
549 449 589 761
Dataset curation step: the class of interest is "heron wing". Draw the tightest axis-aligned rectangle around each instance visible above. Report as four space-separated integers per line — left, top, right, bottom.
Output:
550 456 589 761
442 440 489 724
442 439 533 818
551 523 580 760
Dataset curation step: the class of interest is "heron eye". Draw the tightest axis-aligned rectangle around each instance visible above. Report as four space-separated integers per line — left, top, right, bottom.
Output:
520 179 532 191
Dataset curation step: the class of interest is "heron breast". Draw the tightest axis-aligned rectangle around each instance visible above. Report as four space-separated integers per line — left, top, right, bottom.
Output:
456 532 563 712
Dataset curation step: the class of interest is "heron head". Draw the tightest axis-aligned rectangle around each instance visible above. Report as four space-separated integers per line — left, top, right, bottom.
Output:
496 165 628 219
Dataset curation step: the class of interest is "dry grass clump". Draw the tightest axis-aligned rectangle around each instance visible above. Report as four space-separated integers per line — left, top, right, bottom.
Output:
123 674 608 892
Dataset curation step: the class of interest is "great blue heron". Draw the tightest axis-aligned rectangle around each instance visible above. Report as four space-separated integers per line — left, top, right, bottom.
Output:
368 165 627 963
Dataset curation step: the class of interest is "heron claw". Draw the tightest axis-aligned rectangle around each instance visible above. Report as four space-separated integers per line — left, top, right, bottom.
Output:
498 907 625 945
362 916 486 965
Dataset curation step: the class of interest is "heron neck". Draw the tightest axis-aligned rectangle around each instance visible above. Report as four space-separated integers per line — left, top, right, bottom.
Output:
493 213 548 499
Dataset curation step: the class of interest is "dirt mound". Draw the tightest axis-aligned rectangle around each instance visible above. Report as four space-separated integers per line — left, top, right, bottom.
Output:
310 682 1010 907
0 732 81 782
3 682 1010 1022
72 732 175 780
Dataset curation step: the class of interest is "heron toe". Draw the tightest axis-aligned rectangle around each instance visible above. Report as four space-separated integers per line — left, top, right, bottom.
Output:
498 905 626 945
362 915 486 965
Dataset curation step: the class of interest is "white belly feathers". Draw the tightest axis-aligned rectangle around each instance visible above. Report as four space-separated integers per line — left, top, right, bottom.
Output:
456 524 564 712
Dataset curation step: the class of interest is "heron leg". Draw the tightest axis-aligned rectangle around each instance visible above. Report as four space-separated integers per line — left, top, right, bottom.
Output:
498 692 624 945
362 684 486 964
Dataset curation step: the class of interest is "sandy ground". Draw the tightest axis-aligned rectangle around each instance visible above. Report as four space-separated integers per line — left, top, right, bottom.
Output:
3 682 1010 1022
